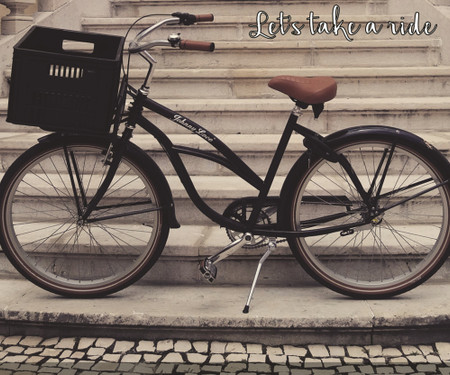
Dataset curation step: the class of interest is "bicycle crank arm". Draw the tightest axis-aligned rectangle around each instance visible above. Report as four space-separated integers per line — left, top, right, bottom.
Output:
208 233 253 264
199 233 253 283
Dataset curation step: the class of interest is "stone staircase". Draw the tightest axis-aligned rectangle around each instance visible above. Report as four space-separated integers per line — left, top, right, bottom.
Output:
0 0 450 287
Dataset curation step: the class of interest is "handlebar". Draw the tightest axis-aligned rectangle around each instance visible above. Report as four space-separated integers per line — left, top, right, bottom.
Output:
171 12 214 25
128 12 215 54
179 40 215 52
194 14 215 22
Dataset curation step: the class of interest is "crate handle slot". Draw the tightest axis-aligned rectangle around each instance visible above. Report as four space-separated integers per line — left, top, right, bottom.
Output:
62 40 95 54
49 64 84 79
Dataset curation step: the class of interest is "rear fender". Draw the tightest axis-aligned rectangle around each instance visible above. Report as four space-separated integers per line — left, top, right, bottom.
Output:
279 125 450 223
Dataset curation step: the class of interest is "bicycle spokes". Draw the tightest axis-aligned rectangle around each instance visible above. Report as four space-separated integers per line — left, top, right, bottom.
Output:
291 138 450 297
63 145 87 217
2 141 166 295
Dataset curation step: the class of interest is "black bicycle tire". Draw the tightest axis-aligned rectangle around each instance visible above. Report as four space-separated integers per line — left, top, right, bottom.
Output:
0 135 170 297
282 130 450 298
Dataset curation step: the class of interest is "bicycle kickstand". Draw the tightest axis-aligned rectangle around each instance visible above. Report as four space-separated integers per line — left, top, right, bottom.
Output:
243 238 276 314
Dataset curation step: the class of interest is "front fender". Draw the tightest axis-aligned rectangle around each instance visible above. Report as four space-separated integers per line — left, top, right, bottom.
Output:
38 132 180 229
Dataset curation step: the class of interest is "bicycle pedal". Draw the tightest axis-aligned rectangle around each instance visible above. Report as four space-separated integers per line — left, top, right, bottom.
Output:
199 259 217 283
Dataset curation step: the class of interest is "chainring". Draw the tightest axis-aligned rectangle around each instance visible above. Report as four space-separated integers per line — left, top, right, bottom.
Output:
223 198 284 249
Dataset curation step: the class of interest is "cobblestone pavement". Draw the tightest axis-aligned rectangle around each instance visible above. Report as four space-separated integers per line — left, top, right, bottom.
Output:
0 336 450 374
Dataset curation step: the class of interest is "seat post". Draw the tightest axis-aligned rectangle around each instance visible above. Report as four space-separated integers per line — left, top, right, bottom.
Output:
292 103 304 117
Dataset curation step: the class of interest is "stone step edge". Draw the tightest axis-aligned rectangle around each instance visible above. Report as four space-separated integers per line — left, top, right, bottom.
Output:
0 121 448 152
4 66 450 86
60 38 443 51
82 14 415 27
2 169 442 203
4 66 450 81
0 277 449 344
131 66 450 79
1 223 443 259
4 174 447 206
2 222 449 289
2 96 450 114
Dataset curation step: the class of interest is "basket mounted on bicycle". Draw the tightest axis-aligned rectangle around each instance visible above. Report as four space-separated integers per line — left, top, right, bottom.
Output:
7 26 124 134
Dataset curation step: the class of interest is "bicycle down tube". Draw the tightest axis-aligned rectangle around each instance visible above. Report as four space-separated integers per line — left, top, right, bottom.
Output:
134 90 286 235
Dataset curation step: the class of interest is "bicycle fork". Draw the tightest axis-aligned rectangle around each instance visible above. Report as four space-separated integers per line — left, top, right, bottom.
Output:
199 234 277 314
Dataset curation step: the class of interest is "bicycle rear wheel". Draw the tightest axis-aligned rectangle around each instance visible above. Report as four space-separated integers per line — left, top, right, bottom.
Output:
284 130 450 298
0 135 169 297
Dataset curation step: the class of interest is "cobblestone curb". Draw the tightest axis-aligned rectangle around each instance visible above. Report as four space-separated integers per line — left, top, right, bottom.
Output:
0 336 450 374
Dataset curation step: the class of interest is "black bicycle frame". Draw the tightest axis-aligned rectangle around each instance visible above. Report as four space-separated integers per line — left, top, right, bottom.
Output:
119 88 373 238
79 84 447 239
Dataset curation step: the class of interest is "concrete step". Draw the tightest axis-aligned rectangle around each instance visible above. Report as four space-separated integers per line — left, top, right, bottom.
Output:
4 65 449 99
80 39 443 69
81 14 422 42
4 171 445 226
123 66 450 99
110 0 389 17
1 277 449 345
15 38 438 72
0 128 448 170
120 223 450 287
0 224 303 286
18 39 442 69
0 128 303 175
1 223 449 287
133 96 450 135
2 97 450 135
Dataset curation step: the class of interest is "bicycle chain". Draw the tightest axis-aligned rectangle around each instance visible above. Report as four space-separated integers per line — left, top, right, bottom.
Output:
224 202 287 249
225 228 287 249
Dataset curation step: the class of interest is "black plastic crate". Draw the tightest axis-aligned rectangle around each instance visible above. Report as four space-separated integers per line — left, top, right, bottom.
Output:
7 26 125 134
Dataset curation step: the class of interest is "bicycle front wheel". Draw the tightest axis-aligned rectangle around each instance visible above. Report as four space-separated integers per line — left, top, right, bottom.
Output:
285 130 450 298
0 135 169 297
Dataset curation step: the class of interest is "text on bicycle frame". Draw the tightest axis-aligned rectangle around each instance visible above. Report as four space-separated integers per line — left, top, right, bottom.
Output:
172 114 215 143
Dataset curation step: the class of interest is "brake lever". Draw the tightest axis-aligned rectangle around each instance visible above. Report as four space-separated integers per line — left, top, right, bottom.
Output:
172 12 197 25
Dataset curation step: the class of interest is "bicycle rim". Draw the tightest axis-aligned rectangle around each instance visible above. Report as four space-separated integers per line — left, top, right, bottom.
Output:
1 141 165 296
290 139 450 297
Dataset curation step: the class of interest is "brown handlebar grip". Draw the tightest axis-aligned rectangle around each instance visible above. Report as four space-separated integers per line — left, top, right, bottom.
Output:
195 14 214 22
179 40 215 52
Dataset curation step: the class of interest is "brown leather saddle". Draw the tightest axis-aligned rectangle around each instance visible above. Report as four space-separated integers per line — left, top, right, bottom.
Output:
268 75 337 118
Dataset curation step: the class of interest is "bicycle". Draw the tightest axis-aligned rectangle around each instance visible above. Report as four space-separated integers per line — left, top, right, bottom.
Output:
1 13 449 314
